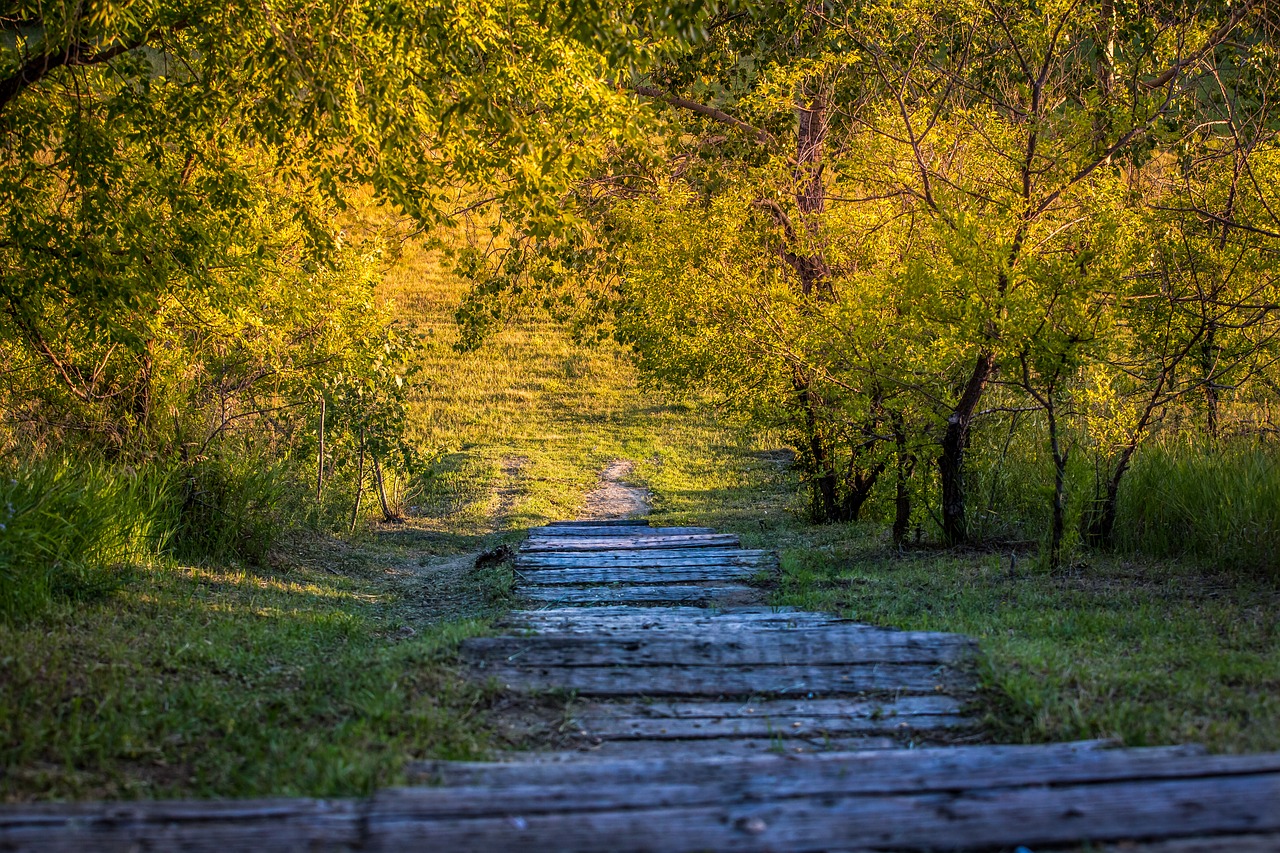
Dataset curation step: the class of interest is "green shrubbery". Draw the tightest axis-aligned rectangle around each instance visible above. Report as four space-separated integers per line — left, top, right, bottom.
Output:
0 461 156 620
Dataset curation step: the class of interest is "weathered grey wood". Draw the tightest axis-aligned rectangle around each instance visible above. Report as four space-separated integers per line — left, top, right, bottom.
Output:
462 629 976 667
516 551 776 569
506 605 804 619
501 609 860 633
365 772 1280 852
521 534 741 552
407 740 1192 788
504 606 828 622
571 711 970 739
12 747 1268 852
1098 834 1280 852
518 585 762 605
516 565 761 585
572 695 965 721
531 526 717 537
518 548 774 561
470 661 966 696
0 799 360 852
480 737 901 764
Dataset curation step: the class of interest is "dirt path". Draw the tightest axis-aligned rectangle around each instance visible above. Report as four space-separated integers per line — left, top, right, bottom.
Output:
578 459 650 520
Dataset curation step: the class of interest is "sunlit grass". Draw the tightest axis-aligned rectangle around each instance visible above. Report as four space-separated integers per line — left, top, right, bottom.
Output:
770 531 1280 754
0 546 497 803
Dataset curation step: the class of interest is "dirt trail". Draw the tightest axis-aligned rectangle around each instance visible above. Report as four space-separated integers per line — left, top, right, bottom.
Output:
578 460 650 520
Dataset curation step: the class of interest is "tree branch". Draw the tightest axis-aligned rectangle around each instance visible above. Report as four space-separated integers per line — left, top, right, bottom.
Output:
631 85 775 146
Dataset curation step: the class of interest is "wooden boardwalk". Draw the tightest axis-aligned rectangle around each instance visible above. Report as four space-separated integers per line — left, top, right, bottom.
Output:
458 519 981 759
4 518 1279 851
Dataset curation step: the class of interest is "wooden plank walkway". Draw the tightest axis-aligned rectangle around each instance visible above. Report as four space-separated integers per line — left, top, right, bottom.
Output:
5 518 1279 851
468 519 981 757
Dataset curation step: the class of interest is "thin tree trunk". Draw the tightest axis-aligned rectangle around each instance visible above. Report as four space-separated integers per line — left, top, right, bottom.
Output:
372 454 399 522
1047 406 1068 571
350 432 366 534
316 397 326 503
892 414 915 547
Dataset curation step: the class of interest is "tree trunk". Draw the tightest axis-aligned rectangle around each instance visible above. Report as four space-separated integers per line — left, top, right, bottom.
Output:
372 454 399 522
793 79 832 298
1047 409 1068 572
316 397 326 503
1085 443 1137 547
939 350 996 544
798 379 839 522
350 432 366 534
892 415 915 547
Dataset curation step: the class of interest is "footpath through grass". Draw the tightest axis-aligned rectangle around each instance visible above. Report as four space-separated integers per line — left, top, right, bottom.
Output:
4 236 1276 803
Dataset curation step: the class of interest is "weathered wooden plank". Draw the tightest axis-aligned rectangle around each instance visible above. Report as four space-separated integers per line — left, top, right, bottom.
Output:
516 551 776 569
571 711 970 739
461 629 976 667
365 771 1280 852
1098 834 1280 852
519 548 774 561
518 585 762 605
506 605 803 619
407 741 1195 788
0 800 359 853
572 695 965 721
531 526 716 538
500 609 857 633
470 661 966 696
521 534 741 552
515 565 761 585
479 737 901 764
12 747 1266 852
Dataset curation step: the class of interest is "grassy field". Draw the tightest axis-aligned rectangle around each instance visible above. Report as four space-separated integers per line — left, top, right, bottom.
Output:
3 233 1277 803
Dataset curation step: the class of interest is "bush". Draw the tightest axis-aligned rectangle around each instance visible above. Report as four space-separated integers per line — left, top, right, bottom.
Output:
162 454 310 567
0 454 325 621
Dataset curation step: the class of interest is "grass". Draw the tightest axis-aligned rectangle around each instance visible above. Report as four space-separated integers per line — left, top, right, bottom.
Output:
773 534 1280 753
0 539 500 801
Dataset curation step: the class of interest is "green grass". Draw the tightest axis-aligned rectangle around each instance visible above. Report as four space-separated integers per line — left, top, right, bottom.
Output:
770 529 1280 753
1116 439 1280 573
0 540 500 802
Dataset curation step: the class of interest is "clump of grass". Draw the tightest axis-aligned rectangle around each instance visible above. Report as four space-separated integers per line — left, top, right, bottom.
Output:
0 454 336 623
1115 439 1280 574
0 461 163 621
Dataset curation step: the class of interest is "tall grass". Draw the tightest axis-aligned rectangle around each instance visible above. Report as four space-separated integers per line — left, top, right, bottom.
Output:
0 461 161 620
0 454 322 622
1115 440 1280 574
